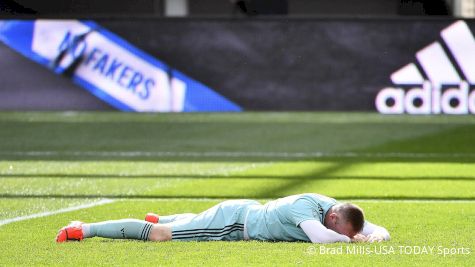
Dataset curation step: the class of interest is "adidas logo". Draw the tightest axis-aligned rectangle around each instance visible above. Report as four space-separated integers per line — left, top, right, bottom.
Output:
375 21 475 115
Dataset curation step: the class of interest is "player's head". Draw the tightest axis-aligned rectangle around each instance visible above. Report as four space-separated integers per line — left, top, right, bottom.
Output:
324 203 365 238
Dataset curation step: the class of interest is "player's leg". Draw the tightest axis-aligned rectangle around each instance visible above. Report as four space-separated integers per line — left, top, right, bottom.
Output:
159 213 196 224
166 200 255 241
148 224 172 241
56 200 258 242
145 213 196 224
83 219 155 240
56 219 155 242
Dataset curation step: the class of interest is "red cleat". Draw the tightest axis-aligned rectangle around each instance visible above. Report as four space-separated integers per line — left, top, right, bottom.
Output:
145 213 159 224
56 221 84 243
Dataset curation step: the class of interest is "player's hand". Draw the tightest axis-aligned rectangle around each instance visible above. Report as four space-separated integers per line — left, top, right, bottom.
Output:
366 233 385 243
351 234 368 243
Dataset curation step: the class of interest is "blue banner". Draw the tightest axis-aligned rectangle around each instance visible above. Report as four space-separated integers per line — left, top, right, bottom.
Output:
0 20 241 112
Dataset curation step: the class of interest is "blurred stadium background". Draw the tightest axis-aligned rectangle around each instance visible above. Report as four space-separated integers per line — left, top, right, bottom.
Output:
1 0 475 113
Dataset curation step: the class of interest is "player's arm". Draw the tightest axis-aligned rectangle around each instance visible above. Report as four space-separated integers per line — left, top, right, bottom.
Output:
359 220 390 242
299 219 351 244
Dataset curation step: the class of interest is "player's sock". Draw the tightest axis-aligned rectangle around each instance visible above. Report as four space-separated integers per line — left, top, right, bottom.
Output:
82 219 153 241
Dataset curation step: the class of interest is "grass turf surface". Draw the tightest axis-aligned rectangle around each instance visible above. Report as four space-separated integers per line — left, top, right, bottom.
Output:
0 112 474 266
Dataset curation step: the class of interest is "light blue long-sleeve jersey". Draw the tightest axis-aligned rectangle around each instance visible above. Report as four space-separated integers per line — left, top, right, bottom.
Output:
245 193 337 242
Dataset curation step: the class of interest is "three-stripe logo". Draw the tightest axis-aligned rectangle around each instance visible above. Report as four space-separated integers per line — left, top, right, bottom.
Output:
376 20 475 114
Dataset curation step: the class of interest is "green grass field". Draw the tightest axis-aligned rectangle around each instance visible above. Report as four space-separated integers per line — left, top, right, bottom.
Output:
0 112 474 266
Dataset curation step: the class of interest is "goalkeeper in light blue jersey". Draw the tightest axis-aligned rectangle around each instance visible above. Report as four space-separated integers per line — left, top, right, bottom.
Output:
56 193 390 243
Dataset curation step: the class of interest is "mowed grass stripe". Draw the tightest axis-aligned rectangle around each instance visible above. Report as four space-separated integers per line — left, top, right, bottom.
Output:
1 112 473 160
1 178 473 199
1 111 474 124
2 151 475 159
2 161 474 199
3 173 475 181
126 198 475 203
3 161 474 177
2 194 475 201
0 198 475 234
1 197 473 229
5 197 470 231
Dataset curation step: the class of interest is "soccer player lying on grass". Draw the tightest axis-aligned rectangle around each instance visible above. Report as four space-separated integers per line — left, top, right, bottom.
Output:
56 193 390 243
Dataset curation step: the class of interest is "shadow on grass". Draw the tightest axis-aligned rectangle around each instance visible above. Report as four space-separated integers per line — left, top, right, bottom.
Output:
0 120 474 163
1 118 474 200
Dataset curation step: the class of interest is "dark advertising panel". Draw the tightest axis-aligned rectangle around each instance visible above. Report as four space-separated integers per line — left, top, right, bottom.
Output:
1 18 474 113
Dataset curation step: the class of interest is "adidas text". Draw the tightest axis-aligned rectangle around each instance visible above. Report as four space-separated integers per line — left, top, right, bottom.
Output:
375 20 475 115
376 81 475 114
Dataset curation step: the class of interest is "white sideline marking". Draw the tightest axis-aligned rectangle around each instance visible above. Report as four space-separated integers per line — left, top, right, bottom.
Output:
1 151 475 159
0 199 115 227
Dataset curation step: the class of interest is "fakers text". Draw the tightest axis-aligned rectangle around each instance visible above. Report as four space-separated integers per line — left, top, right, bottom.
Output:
84 47 155 100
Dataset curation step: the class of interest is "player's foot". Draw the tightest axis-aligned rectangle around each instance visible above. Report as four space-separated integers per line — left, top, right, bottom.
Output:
56 221 84 243
145 213 159 224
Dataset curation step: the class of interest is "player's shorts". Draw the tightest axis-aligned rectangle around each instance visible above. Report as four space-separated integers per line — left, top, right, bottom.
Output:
169 199 260 241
